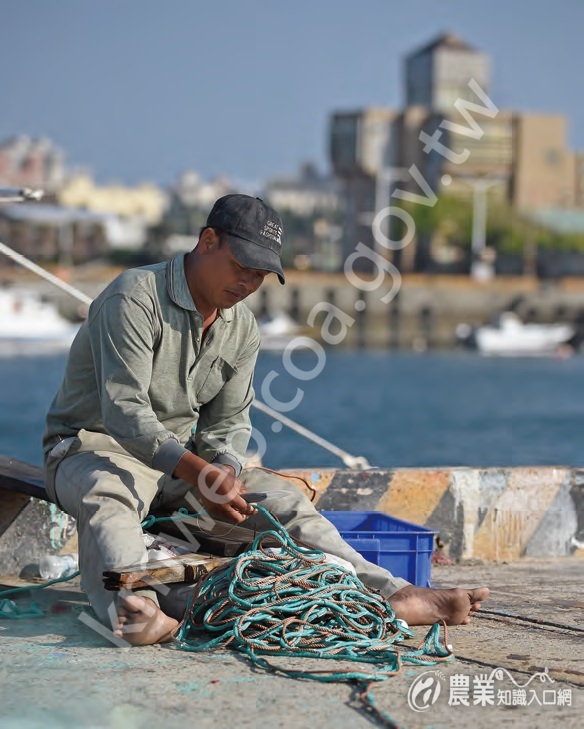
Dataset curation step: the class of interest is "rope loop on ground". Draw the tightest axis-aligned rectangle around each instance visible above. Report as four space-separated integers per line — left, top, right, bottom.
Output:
0 598 44 619
174 506 453 725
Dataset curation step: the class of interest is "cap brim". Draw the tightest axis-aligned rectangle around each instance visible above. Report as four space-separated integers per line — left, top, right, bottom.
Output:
224 234 285 285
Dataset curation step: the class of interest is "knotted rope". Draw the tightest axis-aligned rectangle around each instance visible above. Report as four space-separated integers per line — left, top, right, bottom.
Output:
174 506 453 726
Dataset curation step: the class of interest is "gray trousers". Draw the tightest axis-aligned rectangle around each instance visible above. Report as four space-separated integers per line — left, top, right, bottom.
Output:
45 429 409 628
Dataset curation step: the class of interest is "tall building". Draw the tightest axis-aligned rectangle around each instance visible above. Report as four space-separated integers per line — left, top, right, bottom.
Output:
329 32 581 271
330 108 399 259
404 33 490 113
512 115 575 210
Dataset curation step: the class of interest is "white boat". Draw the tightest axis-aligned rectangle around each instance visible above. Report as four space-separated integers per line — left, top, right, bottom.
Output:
457 311 575 357
257 311 306 352
0 288 80 353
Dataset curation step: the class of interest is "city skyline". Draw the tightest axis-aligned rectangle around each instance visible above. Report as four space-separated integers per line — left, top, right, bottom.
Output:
1 0 582 186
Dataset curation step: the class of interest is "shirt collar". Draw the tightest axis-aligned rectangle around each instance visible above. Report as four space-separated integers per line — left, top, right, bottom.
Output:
167 254 233 321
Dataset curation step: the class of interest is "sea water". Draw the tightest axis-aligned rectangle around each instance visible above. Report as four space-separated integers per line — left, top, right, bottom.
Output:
0 350 582 469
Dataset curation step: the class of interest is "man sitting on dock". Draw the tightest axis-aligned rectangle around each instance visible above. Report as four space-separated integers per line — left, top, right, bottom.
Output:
42 193 489 645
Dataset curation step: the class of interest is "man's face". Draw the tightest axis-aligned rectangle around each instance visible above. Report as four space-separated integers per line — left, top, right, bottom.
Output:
200 229 271 309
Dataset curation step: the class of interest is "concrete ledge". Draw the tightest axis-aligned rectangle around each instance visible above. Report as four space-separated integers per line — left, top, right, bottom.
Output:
1 466 582 574
282 467 584 561
0 497 76 575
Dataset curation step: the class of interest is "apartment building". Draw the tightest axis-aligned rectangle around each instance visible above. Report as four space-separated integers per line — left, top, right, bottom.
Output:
330 32 581 269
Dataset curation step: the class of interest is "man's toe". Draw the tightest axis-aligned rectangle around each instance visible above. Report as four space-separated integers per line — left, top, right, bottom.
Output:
469 586 489 603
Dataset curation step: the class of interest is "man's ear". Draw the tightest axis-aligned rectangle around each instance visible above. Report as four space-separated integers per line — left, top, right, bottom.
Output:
198 227 221 254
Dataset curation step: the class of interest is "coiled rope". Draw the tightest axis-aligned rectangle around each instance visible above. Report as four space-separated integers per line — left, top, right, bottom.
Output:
173 506 453 726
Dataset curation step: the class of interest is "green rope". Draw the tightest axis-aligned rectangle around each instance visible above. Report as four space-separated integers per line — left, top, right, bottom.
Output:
0 571 80 620
141 507 196 530
174 506 453 726
0 598 44 619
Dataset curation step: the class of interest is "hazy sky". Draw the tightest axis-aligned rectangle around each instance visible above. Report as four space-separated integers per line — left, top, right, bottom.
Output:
2 0 582 187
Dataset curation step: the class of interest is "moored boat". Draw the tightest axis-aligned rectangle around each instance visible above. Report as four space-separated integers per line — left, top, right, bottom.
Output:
257 310 308 351
456 311 575 357
0 288 79 353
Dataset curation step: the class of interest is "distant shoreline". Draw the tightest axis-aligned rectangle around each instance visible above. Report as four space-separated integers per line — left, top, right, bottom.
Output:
3 264 584 350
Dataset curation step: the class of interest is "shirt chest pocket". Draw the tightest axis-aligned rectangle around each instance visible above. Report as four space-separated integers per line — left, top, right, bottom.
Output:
195 355 238 405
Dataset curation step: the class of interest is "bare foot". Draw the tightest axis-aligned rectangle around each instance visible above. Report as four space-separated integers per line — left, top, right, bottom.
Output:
388 585 489 626
113 595 178 646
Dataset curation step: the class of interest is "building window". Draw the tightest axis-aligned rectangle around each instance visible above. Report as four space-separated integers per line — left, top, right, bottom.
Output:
545 149 561 166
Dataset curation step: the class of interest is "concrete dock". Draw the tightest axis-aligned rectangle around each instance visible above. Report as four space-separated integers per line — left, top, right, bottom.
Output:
0 558 582 729
1 464 582 728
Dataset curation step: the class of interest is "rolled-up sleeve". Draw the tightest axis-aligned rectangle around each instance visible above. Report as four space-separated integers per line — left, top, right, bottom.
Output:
194 330 261 476
88 294 187 472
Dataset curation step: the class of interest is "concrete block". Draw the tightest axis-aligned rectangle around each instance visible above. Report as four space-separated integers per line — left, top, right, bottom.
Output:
2 465 583 575
0 494 76 575
284 466 584 561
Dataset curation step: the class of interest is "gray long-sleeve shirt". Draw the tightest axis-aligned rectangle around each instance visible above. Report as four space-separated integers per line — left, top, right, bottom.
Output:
43 254 260 476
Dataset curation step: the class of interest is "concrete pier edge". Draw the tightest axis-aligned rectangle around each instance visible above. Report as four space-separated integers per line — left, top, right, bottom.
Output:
282 466 584 561
1 466 582 574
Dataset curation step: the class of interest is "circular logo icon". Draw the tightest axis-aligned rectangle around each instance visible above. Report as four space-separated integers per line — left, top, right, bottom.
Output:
407 671 442 712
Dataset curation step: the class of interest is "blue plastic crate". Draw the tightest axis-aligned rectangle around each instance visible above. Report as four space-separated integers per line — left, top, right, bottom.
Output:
319 510 436 587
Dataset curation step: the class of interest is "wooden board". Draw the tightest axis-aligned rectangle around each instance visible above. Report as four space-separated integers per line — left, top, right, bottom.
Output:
103 552 231 591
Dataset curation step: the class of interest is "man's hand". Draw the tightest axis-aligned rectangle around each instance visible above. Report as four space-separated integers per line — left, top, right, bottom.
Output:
201 463 256 523
173 453 254 523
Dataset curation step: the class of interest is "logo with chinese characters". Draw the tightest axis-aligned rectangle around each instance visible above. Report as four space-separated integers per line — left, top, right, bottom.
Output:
407 670 446 712
407 667 572 712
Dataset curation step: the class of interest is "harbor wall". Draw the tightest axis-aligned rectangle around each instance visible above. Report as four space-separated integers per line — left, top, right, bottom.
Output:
1 466 582 574
246 273 584 349
283 466 584 561
5 268 584 348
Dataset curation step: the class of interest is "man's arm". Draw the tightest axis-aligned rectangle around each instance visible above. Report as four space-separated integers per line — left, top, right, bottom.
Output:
88 293 188 473
173 453 253 523
194 328 261 475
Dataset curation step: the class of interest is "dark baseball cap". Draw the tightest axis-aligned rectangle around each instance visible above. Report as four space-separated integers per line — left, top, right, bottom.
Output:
206 194 285 284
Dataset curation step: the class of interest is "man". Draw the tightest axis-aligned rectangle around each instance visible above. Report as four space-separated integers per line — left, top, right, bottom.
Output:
43 194 488 645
